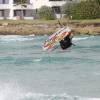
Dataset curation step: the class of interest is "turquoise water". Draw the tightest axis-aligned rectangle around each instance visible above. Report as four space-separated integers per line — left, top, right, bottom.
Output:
0 35 100 100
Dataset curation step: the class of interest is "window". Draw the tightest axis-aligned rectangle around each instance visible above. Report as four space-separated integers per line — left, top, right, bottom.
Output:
52 6 61 14
23 10 26 16
14 10 26 17
2 0 5 4
0 0 5 4
14 10 21 16
0 10 4 17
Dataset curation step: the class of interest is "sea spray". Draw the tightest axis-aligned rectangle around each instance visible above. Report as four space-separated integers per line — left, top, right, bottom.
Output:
0 82 24 100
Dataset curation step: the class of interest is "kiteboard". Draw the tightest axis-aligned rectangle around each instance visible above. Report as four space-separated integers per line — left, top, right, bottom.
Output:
42 27 72 51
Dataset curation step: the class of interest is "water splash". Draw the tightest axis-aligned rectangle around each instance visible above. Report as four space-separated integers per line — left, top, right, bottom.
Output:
0 83 24 100
0 82 99 100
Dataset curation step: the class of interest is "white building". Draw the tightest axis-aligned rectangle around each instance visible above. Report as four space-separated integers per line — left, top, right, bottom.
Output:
0 0 72 20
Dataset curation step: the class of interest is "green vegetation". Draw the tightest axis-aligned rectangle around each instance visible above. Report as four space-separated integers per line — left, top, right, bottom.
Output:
62 2 75 18
95 0 100 4
38 6 55 20
63 0 100 19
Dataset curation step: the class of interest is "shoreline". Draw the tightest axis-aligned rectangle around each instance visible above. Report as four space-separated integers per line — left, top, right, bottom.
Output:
0 20 100 35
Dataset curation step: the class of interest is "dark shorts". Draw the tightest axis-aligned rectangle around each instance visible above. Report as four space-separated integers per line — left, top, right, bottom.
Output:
60 38 72 49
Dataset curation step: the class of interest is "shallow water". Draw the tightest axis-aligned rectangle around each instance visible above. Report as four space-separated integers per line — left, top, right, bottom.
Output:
0 34 100 100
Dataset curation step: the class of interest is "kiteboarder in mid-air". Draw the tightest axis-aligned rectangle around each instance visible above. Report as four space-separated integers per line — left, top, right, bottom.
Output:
42 20 74 51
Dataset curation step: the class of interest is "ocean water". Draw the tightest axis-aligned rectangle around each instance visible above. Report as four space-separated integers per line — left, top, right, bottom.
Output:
0 34 100 100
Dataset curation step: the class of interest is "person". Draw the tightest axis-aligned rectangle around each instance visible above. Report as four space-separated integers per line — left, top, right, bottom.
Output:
59 32 73 50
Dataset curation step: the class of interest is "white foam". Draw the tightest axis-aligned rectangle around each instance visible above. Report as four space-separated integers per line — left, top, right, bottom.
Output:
25 92 74 100
73 37 89 41
25 92 100 100
0 35 34 42
0 83 24 100
0 83 100 100
33 58 42 62
73 36 95 42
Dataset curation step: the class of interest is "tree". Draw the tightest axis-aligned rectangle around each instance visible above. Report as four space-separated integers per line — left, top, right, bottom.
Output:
38 6 55 20
14 0 27 19
69 0 100 19
62 2 76 18
95 0 100 4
